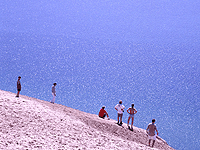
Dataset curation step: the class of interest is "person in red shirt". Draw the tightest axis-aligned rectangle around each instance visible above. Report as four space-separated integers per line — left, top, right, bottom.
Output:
98 106 109 119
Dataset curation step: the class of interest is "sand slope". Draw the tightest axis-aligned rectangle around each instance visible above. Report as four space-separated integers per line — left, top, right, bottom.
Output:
0 90 174 150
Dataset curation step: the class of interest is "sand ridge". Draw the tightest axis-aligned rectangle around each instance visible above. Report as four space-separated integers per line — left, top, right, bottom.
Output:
0 90 174 150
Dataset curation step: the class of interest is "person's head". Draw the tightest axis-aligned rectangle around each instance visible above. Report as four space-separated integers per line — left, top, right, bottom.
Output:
152 119 156 123
53 83 57 86
131 104 134 108
119 100 122 104
102 106 105 109
18 76 21 80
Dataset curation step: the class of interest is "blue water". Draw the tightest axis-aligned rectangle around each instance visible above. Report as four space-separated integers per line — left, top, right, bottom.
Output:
1 0 200 149
0 32 200 149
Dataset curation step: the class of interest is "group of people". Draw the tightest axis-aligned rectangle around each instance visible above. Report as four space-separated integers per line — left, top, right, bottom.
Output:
98 100 159 148
98 100 137 130
16 76 158 148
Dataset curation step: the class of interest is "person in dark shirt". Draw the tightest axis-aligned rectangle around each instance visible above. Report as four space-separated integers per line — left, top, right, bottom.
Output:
16 76 21 97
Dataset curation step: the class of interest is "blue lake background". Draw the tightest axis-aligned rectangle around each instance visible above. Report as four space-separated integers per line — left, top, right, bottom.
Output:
1 1 200 149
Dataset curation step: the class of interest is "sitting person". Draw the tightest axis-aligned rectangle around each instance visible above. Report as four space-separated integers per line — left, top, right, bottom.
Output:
98 106 109 119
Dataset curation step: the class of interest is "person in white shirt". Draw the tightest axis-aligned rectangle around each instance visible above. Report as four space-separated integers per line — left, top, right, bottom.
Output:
115 100 125 125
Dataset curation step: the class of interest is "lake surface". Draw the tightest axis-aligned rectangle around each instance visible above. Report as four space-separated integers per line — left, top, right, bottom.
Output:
0 32 200 150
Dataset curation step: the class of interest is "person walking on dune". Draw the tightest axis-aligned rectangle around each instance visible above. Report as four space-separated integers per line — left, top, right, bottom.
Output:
115 100 125 125
146 119 159 147
16 76 21 97
127 103 137 130
50 83 57 104
99 106 110 119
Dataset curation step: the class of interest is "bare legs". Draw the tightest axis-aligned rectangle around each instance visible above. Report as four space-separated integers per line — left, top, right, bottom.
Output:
16 91 20 97
127 117 134 129
149 140 156 147
117 114 123 125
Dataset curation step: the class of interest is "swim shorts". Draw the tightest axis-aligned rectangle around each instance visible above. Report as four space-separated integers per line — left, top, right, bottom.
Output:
129 114 134 118
148 135 156 140
118 113 123 118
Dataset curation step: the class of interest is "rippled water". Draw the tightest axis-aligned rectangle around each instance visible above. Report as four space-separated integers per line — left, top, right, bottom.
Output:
1 32 200 150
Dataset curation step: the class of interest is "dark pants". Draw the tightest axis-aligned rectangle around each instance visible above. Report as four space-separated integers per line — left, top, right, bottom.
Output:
99 114 106 119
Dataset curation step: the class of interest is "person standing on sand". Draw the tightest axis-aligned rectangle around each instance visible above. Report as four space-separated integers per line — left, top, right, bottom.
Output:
127 103 137 130
16 76 21 97
98 106 110 119
146 119 159 147
50 83 57 104
115 100 125 125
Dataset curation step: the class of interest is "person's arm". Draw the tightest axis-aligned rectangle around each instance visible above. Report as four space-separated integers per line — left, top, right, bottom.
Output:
156 129 158 135
17 81 20 88
127 108 130 114
134 109 137 114
104 110 110 119
121 106 125 112
115 105 118 111
106 111 109 118
52 87 56 96
146 125 149 134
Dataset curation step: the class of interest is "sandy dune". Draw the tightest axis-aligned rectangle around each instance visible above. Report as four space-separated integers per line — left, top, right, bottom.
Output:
0 90 174 150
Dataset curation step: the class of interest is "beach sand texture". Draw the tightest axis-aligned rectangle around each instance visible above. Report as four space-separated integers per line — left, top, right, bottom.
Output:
0 90 174 150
